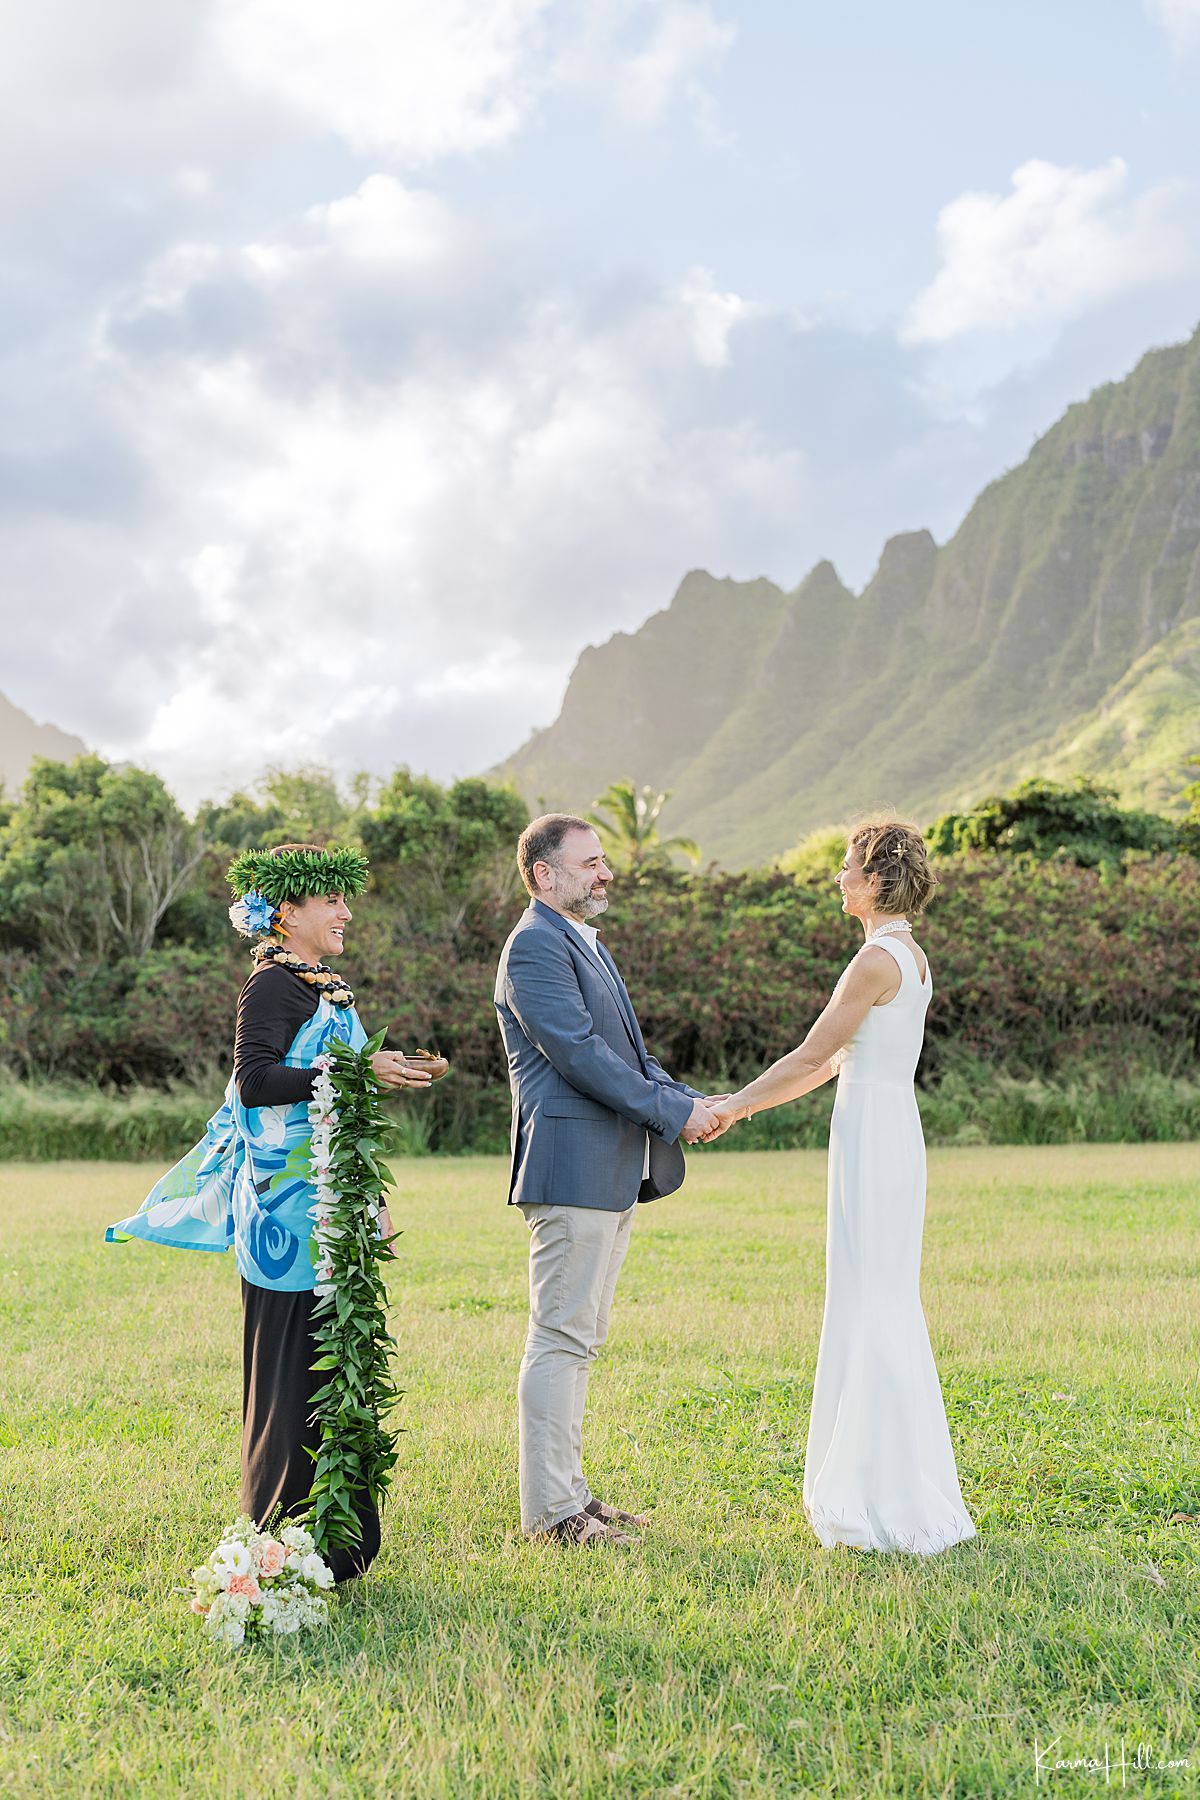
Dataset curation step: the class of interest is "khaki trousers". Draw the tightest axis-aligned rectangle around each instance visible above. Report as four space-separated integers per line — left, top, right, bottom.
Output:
517 1202 635 1533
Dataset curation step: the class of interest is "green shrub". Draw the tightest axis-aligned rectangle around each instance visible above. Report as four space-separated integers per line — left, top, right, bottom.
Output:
3 1059 1196 1162
2 756 1197 1157
0 1073 222 1162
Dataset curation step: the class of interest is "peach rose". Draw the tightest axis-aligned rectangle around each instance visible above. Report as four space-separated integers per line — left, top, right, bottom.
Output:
189 1597 209 1614
258 1540 286 1578
226 1573 261 1603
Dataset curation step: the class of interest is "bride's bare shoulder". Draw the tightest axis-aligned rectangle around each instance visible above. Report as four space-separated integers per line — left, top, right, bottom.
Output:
851 936 929 987
840 944 900 994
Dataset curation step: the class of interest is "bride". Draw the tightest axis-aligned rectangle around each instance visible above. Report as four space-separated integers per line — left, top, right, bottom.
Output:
704 818 976 1555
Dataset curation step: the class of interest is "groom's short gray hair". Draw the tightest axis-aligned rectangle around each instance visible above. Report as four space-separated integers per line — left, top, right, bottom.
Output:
518 813 593 894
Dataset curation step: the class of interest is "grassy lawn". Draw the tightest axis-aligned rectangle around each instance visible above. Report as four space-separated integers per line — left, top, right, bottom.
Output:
1 1146 1198 1798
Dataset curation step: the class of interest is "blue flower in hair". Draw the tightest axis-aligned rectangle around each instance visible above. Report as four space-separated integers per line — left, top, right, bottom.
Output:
228 888 279 938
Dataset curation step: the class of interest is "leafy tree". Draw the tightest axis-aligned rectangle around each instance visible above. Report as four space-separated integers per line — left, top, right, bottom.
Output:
347 773 529 1148
587 780 700 876
926 778 1178 869
195 790 285 854
358 771 528 932
197 763 359 852
0 756 205 963
259 764 357 842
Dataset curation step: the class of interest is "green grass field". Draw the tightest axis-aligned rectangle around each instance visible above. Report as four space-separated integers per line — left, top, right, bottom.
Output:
2 1147 1198 1798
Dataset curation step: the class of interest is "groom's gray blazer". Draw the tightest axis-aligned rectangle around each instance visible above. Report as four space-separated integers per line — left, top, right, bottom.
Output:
494 898 701 1211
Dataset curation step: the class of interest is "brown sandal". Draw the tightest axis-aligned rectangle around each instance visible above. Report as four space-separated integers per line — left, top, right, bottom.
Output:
544 1510 632 1547
585 1498 649 1529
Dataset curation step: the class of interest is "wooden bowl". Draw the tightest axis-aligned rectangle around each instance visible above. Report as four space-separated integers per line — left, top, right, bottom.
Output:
402 1048 450 1081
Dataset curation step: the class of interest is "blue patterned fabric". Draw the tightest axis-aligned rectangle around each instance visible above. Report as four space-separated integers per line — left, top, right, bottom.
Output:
106 998 367 1292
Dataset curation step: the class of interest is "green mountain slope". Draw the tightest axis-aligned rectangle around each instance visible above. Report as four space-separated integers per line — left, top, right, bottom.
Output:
496 327 1200 864
970 614 1200 813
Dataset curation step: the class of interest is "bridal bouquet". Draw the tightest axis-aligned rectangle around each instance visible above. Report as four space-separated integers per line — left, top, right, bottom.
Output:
189 1516 334 1648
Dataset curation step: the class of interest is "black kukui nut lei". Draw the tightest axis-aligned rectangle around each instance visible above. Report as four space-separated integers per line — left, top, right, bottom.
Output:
251 942 355 1008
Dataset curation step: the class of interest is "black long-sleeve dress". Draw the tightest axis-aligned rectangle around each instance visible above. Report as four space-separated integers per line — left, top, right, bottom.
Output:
234 964 381 1582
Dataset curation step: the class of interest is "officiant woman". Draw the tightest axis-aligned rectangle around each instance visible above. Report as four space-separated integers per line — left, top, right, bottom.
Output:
107 842 433 1581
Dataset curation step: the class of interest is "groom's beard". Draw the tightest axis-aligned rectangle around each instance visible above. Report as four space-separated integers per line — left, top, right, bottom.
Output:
556 877 610 920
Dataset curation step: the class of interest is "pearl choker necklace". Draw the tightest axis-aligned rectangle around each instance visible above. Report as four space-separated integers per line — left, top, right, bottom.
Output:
865 917 913 944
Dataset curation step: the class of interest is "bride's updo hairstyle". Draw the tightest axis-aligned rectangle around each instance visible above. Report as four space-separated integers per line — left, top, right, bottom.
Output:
849 817 938 916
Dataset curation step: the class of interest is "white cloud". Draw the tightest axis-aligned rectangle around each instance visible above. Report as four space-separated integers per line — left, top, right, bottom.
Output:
0 0 735 269
17 145 1192 802
305 176 462 268
210 0 735 165
614 1 736 128
212 0 551 162
550 0 735 137
5 5 1196 811
680 266 763 366
901 158 1199 345
11 165 1200 803
1146 0 1200 52
31 183 797 799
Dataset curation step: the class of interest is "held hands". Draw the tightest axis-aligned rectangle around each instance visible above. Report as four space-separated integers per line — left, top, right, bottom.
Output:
698 1095 745 1143
370 1051 436 1092
681 1097 719 1144
682 1094 744 1144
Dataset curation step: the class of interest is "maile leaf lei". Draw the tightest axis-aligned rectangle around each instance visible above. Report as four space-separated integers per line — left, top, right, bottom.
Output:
289 1028 404 1555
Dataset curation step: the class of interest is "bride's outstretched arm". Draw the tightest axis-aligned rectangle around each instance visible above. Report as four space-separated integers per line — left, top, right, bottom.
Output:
703 952 895 1136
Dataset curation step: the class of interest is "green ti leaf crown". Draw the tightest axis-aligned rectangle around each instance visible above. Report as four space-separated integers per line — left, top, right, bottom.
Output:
225 844 370 905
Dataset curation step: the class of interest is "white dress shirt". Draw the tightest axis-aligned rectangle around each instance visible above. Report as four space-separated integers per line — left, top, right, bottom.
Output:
567 914 652 1181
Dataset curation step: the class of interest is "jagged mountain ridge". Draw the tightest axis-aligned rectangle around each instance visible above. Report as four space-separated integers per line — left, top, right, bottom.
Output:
496 327 1200 865
0 692 87 796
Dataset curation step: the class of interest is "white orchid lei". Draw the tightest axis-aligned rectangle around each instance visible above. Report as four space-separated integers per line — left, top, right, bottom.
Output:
308 1054 344 1299
301 1029 404 1556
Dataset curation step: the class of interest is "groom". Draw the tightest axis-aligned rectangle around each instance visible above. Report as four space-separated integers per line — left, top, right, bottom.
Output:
494 814 717 1546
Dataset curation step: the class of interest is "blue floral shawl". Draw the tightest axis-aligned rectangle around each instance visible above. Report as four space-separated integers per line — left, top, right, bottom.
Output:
105 997 367 1292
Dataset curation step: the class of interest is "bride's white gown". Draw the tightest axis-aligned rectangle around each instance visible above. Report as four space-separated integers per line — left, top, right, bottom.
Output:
803 933 976 1555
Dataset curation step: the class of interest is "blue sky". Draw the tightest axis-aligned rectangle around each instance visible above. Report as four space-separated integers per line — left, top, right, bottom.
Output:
1 0 1198 803
483 1 1195 311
